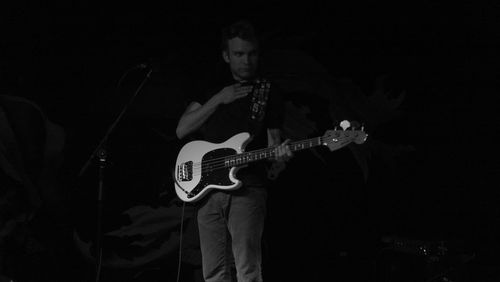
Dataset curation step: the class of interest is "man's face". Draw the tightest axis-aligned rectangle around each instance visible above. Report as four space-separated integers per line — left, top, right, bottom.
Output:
223 37 259 81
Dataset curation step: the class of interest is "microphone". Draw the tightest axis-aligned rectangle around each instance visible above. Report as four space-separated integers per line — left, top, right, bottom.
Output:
135 59 162 72
117 62 158 87
136 60 162 72
137 63 149 69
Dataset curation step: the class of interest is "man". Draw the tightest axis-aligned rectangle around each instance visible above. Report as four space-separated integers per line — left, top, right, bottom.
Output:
176 20 292 282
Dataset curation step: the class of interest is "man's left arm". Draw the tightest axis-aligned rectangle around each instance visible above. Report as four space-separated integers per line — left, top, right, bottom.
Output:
267 128 292 180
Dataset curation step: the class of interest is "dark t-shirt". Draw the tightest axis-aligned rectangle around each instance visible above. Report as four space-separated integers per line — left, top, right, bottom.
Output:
189 70 285 185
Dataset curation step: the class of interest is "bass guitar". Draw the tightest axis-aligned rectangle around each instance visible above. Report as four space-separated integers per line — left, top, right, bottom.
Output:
174 120 367 202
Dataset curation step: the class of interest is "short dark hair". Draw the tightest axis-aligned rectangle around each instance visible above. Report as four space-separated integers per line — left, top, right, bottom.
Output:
221 20 259 52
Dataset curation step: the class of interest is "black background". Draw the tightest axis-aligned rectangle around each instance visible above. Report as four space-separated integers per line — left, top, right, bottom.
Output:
1 1 498 281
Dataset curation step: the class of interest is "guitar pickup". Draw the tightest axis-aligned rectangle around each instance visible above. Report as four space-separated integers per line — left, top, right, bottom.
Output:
177 161 193 181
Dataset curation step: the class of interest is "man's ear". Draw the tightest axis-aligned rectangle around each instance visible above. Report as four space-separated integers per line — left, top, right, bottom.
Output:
222 51 230 63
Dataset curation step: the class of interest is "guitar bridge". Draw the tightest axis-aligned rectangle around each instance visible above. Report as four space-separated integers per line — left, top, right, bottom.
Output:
177 161 193 181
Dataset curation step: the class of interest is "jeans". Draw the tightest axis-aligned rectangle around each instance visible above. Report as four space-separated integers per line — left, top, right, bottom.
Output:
197 185 267 282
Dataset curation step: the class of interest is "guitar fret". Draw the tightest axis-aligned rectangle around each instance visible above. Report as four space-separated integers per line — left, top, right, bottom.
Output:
288 138 321 152
224 135 340 167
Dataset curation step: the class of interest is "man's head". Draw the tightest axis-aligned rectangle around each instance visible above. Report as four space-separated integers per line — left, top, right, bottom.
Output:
221 20 259 81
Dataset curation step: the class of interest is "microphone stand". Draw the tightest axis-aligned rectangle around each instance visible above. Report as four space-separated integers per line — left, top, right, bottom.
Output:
78 67 153 282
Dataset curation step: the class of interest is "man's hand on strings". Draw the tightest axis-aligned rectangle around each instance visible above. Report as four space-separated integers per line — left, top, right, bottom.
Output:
267 139 292 180
218 83 253 105
274 139 293 162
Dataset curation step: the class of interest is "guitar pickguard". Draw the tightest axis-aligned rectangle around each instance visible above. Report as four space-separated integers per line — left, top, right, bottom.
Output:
189 148 237 198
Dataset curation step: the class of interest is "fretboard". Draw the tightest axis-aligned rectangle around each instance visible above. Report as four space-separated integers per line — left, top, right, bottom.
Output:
223 137 323 167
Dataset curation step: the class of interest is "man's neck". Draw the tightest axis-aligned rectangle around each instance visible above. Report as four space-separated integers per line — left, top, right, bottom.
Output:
231 73 257 83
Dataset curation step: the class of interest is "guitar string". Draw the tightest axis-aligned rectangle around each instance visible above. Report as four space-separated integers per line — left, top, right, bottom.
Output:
181 132 362 178
177 132 364 187
179 130 361 172
190 130 362 168
190 132 361 174
183 137 328 177
191 137 325 169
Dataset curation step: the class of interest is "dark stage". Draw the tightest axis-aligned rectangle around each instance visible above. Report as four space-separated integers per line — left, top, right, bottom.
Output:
0 2 498 282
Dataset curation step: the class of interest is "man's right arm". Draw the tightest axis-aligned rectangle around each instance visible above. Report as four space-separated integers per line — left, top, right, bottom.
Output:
175 84 253 139
175 96 221 140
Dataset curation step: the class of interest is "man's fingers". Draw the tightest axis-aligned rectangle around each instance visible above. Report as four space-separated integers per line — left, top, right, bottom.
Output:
236 90 250 97
236 86 252 95
274 139 293 161
284 140 293 159
220 84 252 104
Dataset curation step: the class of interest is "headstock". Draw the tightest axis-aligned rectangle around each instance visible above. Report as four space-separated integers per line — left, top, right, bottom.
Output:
322 120 368 152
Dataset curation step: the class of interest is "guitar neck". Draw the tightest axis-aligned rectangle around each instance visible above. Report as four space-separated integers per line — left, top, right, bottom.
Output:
224 137 323 167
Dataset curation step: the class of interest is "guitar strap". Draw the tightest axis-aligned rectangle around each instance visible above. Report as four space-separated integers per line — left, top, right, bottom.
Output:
248 78 271 137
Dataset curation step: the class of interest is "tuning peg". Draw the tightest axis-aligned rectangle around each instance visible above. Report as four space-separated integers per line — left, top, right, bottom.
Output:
340 120 350 130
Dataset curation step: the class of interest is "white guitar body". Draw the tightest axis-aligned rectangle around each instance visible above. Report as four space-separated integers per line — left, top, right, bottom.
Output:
174 132 252 202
